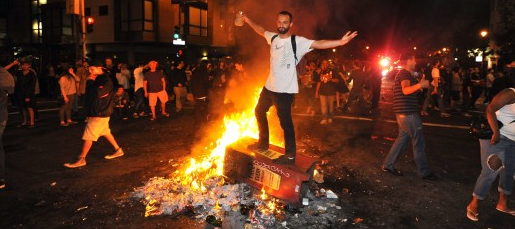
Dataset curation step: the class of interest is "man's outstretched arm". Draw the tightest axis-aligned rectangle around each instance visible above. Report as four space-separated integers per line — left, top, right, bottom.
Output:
243 15 266 37
311 31 358 49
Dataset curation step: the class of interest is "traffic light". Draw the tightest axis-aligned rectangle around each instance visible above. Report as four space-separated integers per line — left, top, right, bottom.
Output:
174 26 180 39
86 17 95 33
176 49 183 58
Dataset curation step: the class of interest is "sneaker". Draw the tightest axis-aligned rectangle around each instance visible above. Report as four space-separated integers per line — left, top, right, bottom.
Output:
320 119 328 124
64 157 86 168
122 117 128 121
381 166 403 176
440 112 451 118
420 111 430 116
247 142 268 152
105 148 124 159
273 155 295 165
132 113 139 118
462 112 472 117
60 122 69 127
328 118 333 124
139 112 148 117
67 120 78 125
0 180 5 189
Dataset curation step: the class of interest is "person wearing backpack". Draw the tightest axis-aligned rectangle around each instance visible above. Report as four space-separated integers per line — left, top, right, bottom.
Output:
242 10 357 164
0 57 17 189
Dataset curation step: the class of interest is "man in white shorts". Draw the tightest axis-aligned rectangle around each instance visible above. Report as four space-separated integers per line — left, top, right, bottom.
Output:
64 66 123 168
144 60 169 120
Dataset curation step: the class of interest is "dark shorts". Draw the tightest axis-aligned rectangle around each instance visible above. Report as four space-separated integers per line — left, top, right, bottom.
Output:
451 91 460 101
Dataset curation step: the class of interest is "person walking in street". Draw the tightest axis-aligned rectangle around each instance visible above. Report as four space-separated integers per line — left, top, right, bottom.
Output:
172 60 188 113
381 53 437 181
0 58 16 189
132 63 148 118
63 66 123 168
144 60 169 120
190 60 212 124
342 61 367 113
76 58 90 114
13 61 37 128
58 68 80 126
242 10 357 164
421 59 451 117
315 59 338 124
466 86 515 221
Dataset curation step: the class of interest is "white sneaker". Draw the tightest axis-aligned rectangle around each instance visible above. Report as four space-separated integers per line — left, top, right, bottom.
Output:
328 118 333 123
320 119 327 124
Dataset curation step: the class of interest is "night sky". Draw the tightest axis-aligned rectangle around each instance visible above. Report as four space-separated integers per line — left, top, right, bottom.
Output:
236 0 490 57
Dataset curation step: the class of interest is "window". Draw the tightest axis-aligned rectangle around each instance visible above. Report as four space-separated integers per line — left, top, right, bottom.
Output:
120 0 153 32
189 6 207 37
143 0 153 31
85 7 91 16
99 5 108 16
31 0 43 43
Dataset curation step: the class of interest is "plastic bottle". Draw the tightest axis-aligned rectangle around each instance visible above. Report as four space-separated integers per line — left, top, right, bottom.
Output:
235 11 244 26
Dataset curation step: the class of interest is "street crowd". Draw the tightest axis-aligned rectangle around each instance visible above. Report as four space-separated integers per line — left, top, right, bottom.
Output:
2 45 515 222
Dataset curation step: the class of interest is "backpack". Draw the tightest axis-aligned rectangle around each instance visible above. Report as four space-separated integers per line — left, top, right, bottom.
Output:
271 34 298 63
271 34 302 77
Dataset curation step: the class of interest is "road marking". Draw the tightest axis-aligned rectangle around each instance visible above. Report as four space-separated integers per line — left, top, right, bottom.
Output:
295 113 470 130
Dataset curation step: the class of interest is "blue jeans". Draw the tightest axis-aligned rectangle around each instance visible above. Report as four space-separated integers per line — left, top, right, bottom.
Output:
382 114 432 177
255 87 296 157
473 136 515 200
0 120 6 180
319 95 335 120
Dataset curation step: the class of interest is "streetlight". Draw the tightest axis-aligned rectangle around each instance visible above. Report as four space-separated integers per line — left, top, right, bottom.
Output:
479 29 489 79
480 30 488 38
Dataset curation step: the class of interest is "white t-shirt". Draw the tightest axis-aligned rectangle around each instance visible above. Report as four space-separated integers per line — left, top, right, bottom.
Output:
264 31 314 93
133 67 145 91
497 88 515 141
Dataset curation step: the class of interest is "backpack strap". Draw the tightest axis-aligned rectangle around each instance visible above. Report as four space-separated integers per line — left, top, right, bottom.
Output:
271 34 298 63
291 35 297 63
271 34 279 43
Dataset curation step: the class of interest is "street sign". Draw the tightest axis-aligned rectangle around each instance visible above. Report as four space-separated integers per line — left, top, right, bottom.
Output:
173 39 186 45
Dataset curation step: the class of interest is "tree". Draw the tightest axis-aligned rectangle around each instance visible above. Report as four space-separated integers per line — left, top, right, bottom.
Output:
493 0 515 62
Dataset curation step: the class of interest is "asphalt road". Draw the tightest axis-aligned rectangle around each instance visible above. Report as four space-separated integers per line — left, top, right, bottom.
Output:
1 92 515 228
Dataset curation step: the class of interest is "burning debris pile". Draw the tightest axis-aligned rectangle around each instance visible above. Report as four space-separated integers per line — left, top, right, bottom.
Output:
132 88 360 228
133 170 360 228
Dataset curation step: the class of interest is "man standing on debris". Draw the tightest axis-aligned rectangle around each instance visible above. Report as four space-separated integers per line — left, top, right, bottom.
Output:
381 54 437 181
242 11 358 164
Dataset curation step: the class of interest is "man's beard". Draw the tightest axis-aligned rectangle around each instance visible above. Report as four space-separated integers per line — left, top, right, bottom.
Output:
277 27 289 34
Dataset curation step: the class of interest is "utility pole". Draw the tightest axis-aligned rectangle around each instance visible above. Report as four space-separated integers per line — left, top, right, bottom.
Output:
80 0 86 58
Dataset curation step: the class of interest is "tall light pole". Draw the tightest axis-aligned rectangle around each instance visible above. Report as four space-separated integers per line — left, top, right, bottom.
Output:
479 30 489 78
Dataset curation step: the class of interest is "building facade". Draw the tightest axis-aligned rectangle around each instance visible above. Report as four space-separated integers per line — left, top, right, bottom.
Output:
0 0 237 67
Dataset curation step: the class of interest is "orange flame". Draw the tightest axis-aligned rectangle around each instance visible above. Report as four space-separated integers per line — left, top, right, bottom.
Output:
261 186 267 200
214 199 221 210
174 88 282 192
